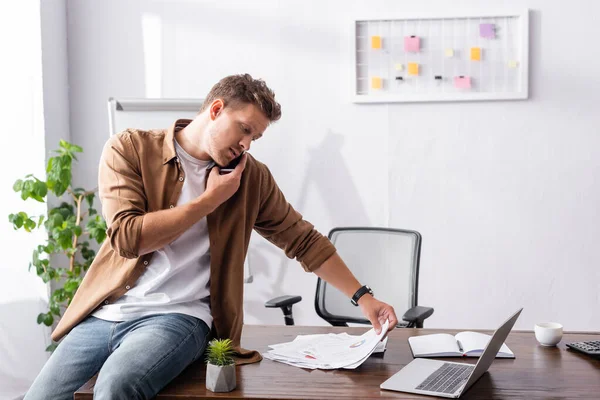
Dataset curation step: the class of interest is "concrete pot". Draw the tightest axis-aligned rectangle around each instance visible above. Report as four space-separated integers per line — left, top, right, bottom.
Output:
206 363 236 392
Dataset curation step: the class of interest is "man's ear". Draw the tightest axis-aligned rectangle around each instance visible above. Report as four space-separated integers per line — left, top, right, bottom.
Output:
210 99 224 120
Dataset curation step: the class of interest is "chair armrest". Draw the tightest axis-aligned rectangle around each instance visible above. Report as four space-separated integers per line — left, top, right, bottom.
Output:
265 295 302 308
402 306 434 328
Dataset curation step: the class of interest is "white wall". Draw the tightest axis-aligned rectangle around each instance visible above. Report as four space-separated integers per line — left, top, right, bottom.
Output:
0 0 64 398
41 0 73 339
65 0 600 331
43 0 71 153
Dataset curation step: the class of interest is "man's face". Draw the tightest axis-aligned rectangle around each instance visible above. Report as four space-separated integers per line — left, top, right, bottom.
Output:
204 100 270 167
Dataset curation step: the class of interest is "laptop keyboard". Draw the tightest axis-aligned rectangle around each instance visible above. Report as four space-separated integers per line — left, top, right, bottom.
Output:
416 363 474 394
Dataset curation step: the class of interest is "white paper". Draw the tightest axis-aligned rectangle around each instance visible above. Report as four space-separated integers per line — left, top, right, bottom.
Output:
264 320 390 370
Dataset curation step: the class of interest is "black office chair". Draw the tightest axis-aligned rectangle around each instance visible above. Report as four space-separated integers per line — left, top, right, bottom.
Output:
265 227 434 328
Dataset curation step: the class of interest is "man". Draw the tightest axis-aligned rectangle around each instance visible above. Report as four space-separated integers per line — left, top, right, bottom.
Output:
25 74 398 399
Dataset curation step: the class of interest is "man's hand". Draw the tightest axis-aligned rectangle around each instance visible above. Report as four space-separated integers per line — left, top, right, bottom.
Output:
358 295 398 336
205 153 248 208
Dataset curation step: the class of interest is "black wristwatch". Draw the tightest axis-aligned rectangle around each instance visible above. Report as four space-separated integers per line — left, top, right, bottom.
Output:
351 285 373 306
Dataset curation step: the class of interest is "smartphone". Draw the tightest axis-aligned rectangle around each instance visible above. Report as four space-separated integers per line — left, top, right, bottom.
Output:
220 152 245 174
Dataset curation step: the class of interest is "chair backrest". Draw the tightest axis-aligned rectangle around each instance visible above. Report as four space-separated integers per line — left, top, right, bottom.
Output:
315 227 422 326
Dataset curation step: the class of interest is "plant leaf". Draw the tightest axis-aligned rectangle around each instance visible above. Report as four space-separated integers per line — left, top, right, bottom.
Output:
13 179 23 192
206 338 235 366
42 313 54 326
64 280 79 293
46 342 59 352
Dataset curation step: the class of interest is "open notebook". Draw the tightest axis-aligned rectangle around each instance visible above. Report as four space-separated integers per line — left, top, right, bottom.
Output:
408 331 515 358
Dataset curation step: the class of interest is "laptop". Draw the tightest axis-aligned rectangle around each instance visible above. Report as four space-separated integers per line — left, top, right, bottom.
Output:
380 308 523 398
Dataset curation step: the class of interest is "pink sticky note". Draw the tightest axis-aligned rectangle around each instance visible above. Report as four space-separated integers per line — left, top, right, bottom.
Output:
404 36 420 52
454 76 471 89
480 23 495 39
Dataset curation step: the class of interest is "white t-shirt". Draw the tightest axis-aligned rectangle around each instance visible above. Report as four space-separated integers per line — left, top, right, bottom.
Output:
92 139 213 328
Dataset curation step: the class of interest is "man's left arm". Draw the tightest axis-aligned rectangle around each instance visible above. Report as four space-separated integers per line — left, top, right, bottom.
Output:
253 162 398 334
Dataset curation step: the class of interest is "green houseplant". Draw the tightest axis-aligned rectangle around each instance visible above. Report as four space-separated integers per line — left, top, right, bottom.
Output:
205 338 236 392
8 140 107 352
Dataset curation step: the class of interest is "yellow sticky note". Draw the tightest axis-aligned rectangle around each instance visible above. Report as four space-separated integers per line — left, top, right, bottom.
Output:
445 48 454 57
371 76 382 89
508 60 519 68
371 36 382 49
408 62 419 76
394 63 403 71
470 47 481 61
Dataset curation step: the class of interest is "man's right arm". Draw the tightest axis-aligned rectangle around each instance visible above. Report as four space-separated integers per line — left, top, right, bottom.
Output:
139 156 248 254
137 194 217 256
98 134 248 258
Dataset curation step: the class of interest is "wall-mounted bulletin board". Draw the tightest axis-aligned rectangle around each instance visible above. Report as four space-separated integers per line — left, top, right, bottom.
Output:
353 9 529 103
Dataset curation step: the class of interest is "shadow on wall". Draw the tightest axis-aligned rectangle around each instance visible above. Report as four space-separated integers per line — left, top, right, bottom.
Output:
244 129 372 323
0 299 51 400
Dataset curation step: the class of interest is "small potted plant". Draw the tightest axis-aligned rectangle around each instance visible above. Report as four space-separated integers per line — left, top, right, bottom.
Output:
205 338 236 392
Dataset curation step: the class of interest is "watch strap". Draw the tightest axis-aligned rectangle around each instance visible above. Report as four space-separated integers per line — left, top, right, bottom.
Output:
351 285 373 306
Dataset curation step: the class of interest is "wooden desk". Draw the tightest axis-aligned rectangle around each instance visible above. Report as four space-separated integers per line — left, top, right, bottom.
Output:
75 325 600 399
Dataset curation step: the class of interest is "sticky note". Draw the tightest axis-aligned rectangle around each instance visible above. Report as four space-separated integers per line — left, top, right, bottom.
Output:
454 76 472 89
470 47 481 61
394 63 403 71
404 36 420 52
371 36 382 49
445 48 454 57
508 60 519 68
408 63 419 76
371 77 382 89
480 23 495 39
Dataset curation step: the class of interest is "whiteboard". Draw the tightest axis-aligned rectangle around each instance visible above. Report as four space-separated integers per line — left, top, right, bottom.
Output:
106 98 254 283
353 9 529 103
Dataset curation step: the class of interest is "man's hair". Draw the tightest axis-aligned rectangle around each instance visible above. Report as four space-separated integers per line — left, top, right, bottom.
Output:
200 74 282 122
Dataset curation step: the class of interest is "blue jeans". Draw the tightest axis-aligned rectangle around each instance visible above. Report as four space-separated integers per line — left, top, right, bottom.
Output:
24 313 211 400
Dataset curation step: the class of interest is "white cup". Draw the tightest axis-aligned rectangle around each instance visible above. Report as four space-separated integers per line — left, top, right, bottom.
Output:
534 322 563 346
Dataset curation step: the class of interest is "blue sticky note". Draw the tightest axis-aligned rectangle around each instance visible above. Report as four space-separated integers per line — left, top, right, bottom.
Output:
480 23 495 39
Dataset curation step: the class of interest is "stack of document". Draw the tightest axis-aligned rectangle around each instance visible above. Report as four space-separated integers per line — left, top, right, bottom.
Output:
263 320 389 369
